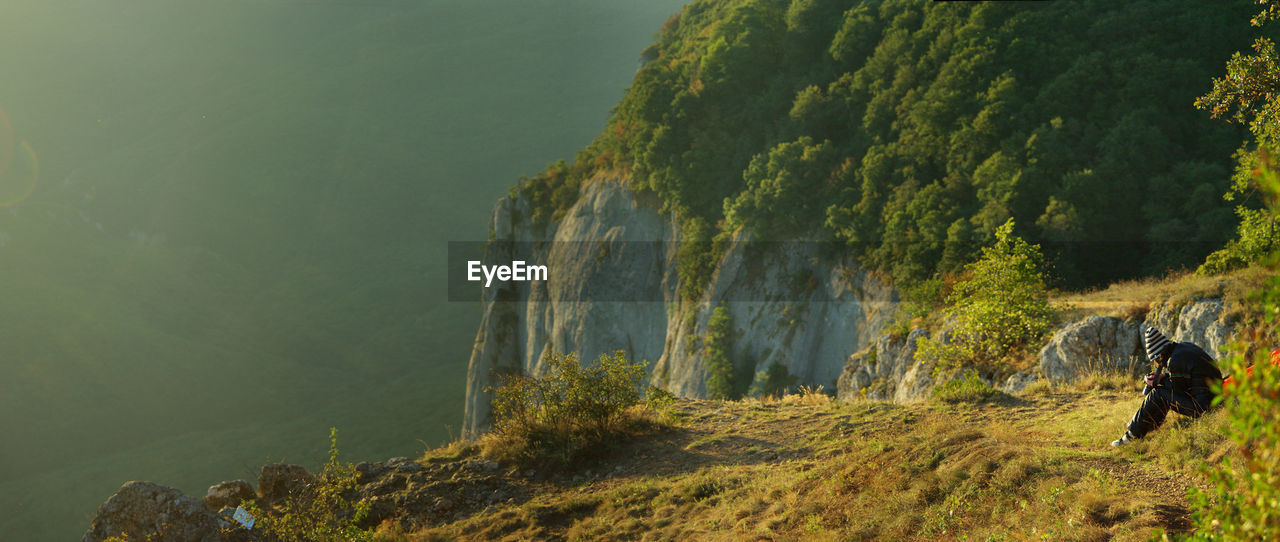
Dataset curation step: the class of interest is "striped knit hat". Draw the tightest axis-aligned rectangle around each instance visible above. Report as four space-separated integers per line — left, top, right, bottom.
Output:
1144 326 1173 361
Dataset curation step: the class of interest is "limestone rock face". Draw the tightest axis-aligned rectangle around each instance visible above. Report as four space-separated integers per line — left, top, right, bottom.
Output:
1034 298 1232 387
1038 316 1144 382
463 175 898 434
1157 298 1231 360
837 328 931 402
257 463 315 502
204 480 255 510
83 481 249 542
463 174 1238 422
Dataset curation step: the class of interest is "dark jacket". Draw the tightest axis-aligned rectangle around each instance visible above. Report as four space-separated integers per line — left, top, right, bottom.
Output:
1165 342 1222 393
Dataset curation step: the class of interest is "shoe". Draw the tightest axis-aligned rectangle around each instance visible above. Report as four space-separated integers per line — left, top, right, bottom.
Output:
1110 434 1131 448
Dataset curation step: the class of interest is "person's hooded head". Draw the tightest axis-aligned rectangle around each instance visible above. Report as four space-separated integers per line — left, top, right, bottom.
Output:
1144 326 1173 364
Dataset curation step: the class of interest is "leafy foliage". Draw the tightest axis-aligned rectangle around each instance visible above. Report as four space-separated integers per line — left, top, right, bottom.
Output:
676 217 723 301
1198 204 1280 274
748 361 799 398
1188 150 1280 540
704 306 744 400
915 219 1055 371
514 0 1257 294
1196 0 1280 275
245 428 372 542
930 369 1003 404
489 350 648 465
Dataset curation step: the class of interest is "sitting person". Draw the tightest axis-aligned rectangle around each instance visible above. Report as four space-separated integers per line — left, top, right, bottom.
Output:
1112 326 1223 447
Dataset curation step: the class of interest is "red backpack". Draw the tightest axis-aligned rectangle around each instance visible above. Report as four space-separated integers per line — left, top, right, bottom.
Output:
1221 349 1280 394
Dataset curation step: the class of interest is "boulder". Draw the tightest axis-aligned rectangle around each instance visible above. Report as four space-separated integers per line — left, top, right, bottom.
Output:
204 480 255 510
257 463 315 502
1038 316 1143 382
83 481 235 542
1172 298 1231 359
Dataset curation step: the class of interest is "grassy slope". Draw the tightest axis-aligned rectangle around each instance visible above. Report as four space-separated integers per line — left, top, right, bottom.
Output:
385 386 1229 541
353 270 1261 541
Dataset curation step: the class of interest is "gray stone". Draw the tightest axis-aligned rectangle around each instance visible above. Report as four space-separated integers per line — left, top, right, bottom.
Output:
83 481 244 542
257 463 314 502
1039 316 1143 382
203 480 254 510
836 327 940 402
463 176 900 434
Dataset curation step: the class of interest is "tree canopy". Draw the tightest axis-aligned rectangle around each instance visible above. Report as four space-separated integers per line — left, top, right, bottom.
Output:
515 0 1267 293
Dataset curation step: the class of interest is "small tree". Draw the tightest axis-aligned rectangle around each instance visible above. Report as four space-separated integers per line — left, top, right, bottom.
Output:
916 219 1056 371
704 306 737 400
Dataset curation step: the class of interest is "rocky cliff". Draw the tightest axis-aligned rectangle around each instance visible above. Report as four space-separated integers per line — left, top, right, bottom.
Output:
463 175 898 435
835 298 1236 401
463 176 1240 435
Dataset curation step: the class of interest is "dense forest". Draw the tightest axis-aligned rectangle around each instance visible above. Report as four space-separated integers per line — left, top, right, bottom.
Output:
512 0 1271 300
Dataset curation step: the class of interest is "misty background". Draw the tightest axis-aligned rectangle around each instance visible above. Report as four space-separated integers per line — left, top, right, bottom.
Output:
0 1 685 539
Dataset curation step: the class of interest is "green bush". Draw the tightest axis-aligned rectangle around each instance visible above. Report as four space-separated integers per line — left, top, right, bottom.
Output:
1188 151 1280 540
245 428 372 542
1199 188 1280 276
931 370 1003 404
1188 6 1280 534
915 219 1056 371
748 361 798 398
705 306 751 400
489 350 648 465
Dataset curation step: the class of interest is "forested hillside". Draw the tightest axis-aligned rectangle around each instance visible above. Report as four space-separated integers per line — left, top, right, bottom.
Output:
514 0 1266 297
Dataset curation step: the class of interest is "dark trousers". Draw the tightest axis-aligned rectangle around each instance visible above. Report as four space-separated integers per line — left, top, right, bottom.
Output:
1125 385 1215 439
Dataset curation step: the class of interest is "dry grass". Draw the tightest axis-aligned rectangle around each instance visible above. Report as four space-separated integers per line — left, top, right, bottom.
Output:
476 405 666 468
398 391 1221 541
1053 266 1270 322
780 385 832 407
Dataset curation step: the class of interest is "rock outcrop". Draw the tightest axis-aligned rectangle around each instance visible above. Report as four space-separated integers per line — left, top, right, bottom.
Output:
204 480 255 510
464 176 1238 428
257 463 315 501
837 328 933 402
1035 298 1233 385
836 297 1236 401
464 175 897 434
1038 316 1144 382
83 481 253 542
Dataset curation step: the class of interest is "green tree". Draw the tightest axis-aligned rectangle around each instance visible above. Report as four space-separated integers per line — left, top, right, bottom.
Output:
1196 0 1280 274
1189 150 1280 541
748 361 798 398
704 305 741 400
724 137 839 237
916 219 1055 371
1189 5 1280 534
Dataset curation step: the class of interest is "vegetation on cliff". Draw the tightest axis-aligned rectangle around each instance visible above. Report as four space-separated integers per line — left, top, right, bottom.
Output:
510 0 1266 297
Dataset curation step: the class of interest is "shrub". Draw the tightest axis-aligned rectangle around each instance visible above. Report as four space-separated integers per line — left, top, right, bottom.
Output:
748 361 798 398
245 428 372 542
1188 150 1280 540
916 219 1056 372
488 350 649 465
1198 205 1280 275
704 306 747 400
931 370 1004 404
